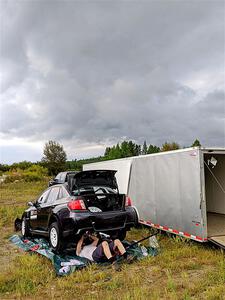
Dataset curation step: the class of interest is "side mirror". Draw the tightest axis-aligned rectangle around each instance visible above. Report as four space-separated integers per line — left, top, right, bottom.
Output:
27 201 34 207
34 201 40 207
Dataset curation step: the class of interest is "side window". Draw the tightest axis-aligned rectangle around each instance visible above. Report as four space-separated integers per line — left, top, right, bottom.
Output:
46 187 60 204
60 173 66 182
37 190 50 204
58 187 69 199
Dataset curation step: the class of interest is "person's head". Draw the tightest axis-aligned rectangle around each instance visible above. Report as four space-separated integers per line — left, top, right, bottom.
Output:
82 231 92 245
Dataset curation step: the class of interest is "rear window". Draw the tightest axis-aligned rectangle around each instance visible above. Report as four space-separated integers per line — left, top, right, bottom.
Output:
59 187 69 199
72 186 117 196
47 187 60 203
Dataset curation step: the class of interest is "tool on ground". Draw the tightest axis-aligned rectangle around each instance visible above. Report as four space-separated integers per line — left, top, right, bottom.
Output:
125 232 159 250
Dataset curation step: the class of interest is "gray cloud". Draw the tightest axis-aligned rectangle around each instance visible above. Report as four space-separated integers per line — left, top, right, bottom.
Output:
0 0 224 163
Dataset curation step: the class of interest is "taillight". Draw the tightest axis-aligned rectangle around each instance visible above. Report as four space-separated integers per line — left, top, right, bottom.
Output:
125 196 132 206
68 199 87 210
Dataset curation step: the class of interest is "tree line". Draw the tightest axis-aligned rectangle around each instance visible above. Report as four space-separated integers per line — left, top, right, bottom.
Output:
0 139 201 176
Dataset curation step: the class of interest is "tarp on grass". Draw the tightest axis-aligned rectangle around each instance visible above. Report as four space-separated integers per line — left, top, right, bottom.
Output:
9 235 159 276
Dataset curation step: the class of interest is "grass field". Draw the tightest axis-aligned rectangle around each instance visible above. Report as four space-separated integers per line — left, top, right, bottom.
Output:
0 181 224 300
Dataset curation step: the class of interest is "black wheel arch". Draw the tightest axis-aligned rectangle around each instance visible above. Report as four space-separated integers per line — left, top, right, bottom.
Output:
21 212 30 226
22 211 29 219
48 214 61 229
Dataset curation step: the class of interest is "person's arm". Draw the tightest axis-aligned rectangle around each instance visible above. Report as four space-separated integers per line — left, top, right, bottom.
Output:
76 235 84 256
89 233 99 247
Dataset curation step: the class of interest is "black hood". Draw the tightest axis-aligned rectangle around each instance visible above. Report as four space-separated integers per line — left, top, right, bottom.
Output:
72 170 118 189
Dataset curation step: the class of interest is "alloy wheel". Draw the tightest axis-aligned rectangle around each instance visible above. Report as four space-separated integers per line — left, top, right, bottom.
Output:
21 219 26 236
50 227 58 248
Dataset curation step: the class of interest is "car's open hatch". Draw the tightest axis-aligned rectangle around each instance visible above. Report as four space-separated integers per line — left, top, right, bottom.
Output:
71 170 118 190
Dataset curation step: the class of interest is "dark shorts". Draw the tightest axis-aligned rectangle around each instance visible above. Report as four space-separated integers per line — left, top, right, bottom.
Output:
92 241 115 263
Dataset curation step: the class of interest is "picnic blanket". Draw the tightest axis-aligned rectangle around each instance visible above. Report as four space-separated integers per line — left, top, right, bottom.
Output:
9 235 159 276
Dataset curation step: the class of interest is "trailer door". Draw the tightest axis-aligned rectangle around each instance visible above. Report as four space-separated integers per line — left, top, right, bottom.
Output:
203 152 225 249
128 149 205 239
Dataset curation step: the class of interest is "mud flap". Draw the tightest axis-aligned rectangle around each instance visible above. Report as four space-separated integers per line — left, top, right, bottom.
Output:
14 218 22 231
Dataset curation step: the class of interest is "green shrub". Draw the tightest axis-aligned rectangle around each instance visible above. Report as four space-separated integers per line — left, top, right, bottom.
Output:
24 165 48 176
23 173 43 182
9 161 33 171
23 165 48 181
4 173 22 183
3 165 48 183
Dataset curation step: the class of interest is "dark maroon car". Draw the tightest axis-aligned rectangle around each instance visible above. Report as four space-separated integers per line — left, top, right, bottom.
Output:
21 170 138 253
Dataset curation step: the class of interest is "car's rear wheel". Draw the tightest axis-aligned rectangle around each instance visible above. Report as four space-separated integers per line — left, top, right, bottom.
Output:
49 222 63 253
21 216 30 238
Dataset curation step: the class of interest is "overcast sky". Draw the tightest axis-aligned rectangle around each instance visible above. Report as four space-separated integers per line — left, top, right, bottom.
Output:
0 0 225 164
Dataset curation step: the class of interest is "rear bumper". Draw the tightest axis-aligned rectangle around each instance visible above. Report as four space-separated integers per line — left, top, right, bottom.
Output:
62 207 138 237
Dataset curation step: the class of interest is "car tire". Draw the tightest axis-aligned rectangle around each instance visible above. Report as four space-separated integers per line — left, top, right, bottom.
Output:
21 216 30 238
49 222 63 253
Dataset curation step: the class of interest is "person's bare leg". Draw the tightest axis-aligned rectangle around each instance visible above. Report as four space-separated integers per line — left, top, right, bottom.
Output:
114 239 126 255
101 241 113 259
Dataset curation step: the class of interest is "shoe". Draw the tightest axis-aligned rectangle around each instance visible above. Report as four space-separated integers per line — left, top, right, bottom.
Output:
112 261 121 271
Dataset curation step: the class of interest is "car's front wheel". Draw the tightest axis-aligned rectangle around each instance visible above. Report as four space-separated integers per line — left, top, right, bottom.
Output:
49 222 63 253
21 216 30 238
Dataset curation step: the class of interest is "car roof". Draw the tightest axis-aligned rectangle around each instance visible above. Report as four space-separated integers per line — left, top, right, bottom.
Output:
61 171 79 175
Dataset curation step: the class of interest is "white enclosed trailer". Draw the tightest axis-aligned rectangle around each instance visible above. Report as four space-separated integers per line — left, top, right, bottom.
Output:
83 148 225 248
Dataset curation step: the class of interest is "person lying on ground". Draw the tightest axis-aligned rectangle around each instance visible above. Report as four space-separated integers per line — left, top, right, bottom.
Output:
76 232 134 269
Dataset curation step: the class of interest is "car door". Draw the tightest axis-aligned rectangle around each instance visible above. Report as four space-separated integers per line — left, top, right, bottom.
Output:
38 186 61 231
29 189 50 230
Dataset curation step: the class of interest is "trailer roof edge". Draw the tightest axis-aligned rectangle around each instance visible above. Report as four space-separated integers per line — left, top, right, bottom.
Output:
83 147 225 167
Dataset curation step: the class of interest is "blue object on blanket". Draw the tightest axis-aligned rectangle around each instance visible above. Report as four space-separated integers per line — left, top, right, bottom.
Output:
9 235 159 276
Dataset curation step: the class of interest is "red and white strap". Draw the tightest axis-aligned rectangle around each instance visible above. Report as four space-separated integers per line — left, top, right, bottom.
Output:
139 219 207 242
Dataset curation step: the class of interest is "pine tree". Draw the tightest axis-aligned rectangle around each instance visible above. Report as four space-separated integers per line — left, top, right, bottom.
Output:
142 140 147 155
121 141 129 157
128 140 136 156
191 139 201 147
147 144 160 154
104 147 111 157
